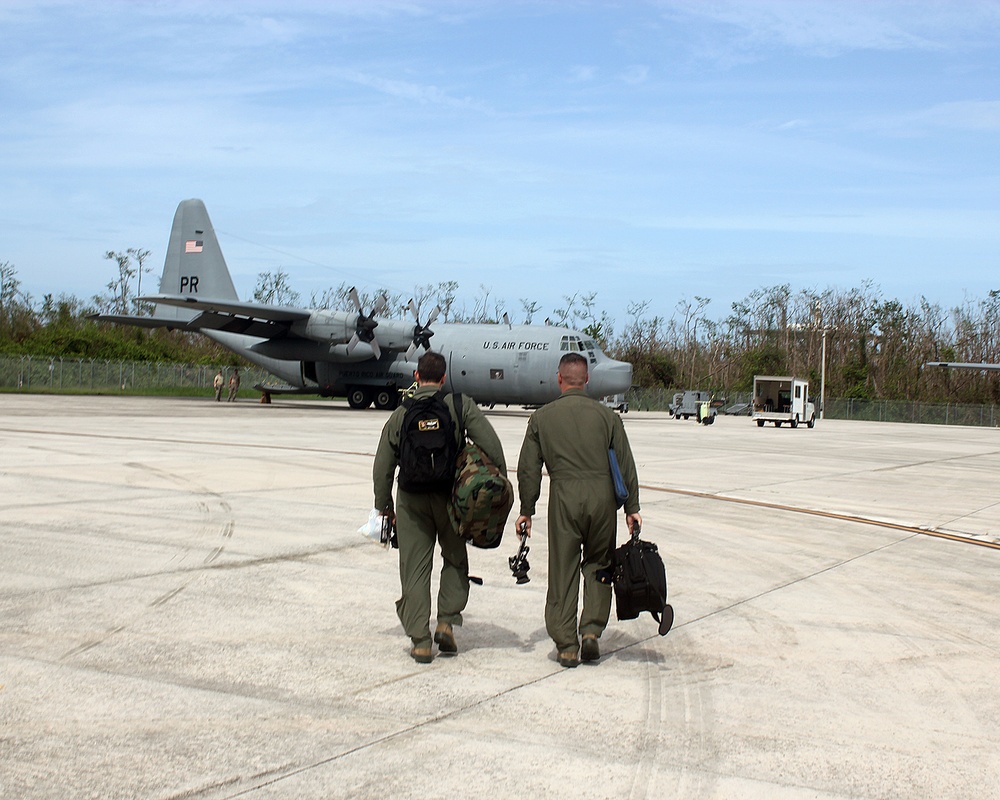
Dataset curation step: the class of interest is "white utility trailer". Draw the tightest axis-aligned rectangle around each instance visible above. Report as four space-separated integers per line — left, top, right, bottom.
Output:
752 375 816 428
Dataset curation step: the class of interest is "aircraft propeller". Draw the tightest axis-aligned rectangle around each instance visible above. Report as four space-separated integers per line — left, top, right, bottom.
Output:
406 299 441 360
347 287 388 360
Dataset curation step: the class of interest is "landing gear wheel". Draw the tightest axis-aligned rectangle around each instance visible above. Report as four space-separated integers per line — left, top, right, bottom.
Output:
374 388 398 410
347 386 373 409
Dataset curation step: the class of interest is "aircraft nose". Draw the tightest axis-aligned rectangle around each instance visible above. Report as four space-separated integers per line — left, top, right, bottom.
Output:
590 358 633 395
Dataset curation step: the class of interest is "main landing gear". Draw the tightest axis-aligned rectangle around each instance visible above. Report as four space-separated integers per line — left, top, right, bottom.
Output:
346 385 399 410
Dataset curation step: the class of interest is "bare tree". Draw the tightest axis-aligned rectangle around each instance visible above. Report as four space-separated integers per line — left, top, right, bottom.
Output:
465 285 505 323
253 270 302 306
520 298 541 325
429 281 458 322
102 250 135 315
128 248 153 312
1 261 35 340
1 261 23 319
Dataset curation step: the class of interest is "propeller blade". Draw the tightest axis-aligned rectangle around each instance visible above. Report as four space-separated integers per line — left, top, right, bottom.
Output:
406 302 440 359
348 331 381 359
347 287 386 359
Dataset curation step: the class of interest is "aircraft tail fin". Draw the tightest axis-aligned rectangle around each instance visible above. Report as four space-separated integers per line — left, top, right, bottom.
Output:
154 199 239 321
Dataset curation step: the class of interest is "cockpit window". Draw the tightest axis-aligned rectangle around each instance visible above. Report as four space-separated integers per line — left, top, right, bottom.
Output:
583 340 596 351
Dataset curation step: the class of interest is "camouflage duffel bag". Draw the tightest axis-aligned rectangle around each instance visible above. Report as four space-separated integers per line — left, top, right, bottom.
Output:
449 442 513 549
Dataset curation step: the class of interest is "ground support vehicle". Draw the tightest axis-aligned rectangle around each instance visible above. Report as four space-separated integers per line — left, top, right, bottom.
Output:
752 376 816 428
603 393 629 413
669 390 718 424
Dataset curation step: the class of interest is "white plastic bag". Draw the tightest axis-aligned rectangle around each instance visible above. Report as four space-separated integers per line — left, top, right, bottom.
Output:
358 509 390 546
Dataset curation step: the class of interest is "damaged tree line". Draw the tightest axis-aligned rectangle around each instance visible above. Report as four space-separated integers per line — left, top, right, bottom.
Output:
2 258 998 404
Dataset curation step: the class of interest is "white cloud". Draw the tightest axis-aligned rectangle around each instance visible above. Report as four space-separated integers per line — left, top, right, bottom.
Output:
858 100 1000 136
914 100 1000 131
619 65 649 85
658 0 1000 57
337 69 490 111
569 65 598 82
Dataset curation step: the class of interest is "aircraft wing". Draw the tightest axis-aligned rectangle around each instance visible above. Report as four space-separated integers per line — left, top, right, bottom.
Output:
138 294 311 323
120 294 315 339
90 309 287 339
90 313 193 330
925 361 1000 372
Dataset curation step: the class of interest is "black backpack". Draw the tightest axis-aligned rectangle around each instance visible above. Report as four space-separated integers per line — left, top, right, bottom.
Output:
397 391 461 493
611 526 674 636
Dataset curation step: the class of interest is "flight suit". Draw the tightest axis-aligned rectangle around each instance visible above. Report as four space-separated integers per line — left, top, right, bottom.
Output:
517 388 640 653
373 386 507 649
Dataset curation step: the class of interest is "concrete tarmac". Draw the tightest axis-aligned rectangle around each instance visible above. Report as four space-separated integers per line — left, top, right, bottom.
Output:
1 394 998 799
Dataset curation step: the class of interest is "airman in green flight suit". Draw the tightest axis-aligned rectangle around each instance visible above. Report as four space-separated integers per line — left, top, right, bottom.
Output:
515 352 641 668
374 351 506 664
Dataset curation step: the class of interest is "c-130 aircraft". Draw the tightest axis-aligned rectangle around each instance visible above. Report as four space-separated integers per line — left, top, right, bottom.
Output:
96 199 633 410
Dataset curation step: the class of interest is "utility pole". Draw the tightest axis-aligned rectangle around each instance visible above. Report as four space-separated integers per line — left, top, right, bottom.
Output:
821 327 827 420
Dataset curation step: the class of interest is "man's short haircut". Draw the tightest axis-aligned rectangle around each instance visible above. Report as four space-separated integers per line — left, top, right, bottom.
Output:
558 352 588 387
416 351 447 383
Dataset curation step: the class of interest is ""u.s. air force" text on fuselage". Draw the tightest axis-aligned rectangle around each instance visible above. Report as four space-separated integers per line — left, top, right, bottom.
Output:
483 340 550 351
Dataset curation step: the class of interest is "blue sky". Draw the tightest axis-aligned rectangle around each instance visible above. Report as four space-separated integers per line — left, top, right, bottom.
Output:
2 0 998 330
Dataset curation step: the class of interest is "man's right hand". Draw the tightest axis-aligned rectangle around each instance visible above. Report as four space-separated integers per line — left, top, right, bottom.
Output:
515 515 532 537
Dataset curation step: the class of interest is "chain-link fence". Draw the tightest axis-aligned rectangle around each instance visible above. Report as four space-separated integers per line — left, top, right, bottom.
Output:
624 388 753 414
624 387 999 427
3 356 998 426
0 355 270 394
823 397 999 427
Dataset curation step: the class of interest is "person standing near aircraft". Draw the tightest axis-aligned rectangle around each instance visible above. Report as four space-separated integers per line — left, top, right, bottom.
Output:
373 351 507 664
213 369 224 401
227 368 241 402
515 352 641 668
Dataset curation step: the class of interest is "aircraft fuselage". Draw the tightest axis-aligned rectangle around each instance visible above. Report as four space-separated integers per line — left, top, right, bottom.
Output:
304 323 629 407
